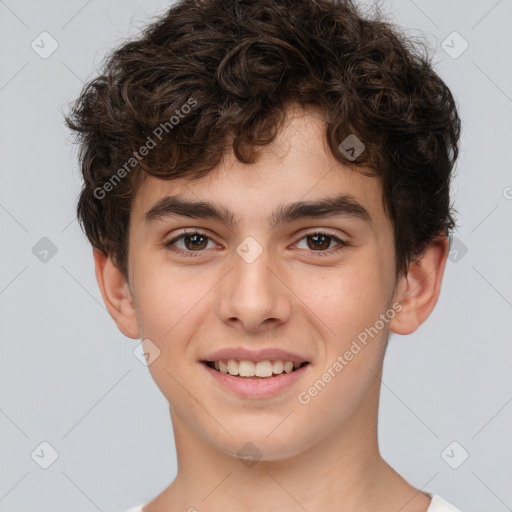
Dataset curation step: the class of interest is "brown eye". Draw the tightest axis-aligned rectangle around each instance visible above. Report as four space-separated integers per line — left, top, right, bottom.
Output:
164 229 350 258
296 231 349 255
305 233 333 250
182 233 208 250
165 230 214 255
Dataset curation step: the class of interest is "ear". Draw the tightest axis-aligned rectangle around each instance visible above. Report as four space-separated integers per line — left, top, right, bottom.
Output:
93 249 140 339
389 234 449 335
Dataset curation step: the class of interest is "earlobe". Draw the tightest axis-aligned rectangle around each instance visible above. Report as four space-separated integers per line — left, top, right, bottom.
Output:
389 234 449 336
93 249 140 339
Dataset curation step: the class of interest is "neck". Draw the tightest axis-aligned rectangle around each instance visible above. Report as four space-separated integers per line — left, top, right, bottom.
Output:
148 378 431 512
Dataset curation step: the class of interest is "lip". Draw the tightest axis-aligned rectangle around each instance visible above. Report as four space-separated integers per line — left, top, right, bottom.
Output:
202 361 311 399
201 347 310 364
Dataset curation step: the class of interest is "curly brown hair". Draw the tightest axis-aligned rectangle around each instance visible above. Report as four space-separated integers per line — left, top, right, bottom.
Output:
65 0 461 281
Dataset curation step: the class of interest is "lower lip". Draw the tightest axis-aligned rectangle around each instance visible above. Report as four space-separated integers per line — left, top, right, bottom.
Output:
202 362 310 398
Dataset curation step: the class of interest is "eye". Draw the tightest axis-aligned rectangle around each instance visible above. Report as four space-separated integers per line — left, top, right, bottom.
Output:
295 231 350 257
164 230 216 256
164 229 351 257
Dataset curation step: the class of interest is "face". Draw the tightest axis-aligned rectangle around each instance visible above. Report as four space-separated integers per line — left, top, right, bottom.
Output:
125 105 400 461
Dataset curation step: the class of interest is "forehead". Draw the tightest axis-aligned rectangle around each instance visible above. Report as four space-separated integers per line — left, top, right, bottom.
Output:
131 107 387 230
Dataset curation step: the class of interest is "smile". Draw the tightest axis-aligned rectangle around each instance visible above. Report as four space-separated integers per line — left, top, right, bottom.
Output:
204 359 310 378
202 359 311 399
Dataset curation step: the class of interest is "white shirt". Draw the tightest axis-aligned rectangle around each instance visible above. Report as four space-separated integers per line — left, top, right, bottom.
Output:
124 493 462 511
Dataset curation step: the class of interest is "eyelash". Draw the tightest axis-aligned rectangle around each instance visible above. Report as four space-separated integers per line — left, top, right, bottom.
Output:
164 229 351 258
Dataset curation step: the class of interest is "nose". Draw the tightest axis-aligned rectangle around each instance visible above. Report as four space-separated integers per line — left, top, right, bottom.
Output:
216 246 292 334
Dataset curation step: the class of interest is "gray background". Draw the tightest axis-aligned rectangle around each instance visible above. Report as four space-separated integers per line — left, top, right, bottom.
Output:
1 0 511 510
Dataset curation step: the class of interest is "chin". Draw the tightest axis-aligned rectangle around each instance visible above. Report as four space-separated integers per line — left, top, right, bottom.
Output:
209 425 311 463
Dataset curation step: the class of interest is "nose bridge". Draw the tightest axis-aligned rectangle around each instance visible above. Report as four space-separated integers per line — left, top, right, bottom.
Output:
217 235 290 331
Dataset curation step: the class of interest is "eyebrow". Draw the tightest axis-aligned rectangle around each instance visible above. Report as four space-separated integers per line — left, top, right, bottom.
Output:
144 193 372 228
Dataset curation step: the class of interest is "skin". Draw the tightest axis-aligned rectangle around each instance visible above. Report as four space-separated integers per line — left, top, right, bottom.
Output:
94 104 449 512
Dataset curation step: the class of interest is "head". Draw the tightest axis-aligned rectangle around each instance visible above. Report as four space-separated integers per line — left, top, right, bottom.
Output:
65 0 460 461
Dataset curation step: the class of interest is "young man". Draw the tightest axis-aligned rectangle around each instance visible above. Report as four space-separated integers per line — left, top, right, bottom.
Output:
65 0 463 510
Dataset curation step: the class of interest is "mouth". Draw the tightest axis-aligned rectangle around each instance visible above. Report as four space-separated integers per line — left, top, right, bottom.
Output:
202 359 310 379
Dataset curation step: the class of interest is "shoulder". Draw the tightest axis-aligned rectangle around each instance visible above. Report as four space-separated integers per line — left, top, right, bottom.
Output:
427 494 463 512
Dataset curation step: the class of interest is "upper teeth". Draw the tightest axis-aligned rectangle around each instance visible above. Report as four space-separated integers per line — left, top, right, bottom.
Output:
212 359 302 377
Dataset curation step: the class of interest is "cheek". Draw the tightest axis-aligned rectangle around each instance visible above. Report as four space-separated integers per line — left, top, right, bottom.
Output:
131 266 201 400
292 258 389 340
131 262 218 383
292 268 389 430
132 251 203 334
